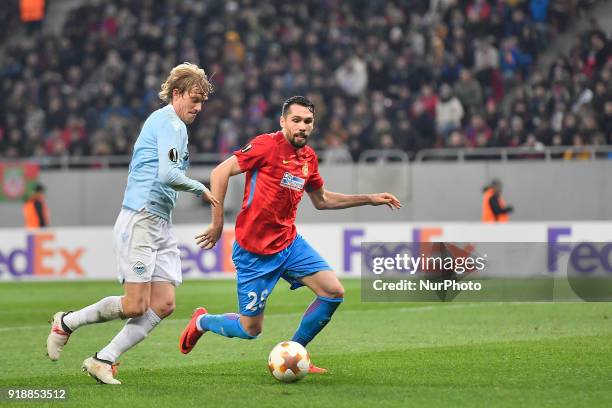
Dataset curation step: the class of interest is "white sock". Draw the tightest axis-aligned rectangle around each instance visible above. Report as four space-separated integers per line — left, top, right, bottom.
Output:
97 308 161 363
63 296 123 332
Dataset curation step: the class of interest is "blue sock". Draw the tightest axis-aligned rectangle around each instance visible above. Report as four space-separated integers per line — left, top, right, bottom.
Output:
292 296 343 347
196 313 257 339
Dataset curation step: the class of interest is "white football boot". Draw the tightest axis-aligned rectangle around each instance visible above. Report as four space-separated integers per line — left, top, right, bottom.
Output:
46 312 71 361
82 354 121 385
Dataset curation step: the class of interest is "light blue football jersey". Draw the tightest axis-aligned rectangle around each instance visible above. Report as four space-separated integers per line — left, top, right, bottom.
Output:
122 104 206 220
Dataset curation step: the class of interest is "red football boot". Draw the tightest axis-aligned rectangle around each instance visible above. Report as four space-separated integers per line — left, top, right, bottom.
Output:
308 362 328 374
179 307 208 354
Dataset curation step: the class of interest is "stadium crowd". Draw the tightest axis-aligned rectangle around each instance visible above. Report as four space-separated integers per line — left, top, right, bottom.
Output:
0 0 609 162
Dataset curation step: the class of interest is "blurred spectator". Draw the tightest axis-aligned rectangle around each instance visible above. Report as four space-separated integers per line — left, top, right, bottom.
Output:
335 57 368 98
454 69 483 116
23 182 49 229
481 179 513 223
563 134 592 160
530 0 550 24
522 133 546 151
412 100 436 148
321 135 352 164
474 37 500 97
436 84 464 136
500 37 532 81
446 130 468 148
602 101 612 142
465 114 492 147
322 119 352 163
466 0 492 37
0 0 608 163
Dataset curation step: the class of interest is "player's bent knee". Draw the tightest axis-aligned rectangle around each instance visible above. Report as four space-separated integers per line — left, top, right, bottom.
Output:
165 301 176 316
243 325 262 337
240 320 263 337
323 284 345 299
156 301 175 318
125 305 147 318
122 298 149 317
245 328 261 337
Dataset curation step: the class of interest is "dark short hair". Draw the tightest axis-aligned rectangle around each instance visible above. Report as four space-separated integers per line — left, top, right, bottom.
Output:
282 96 315 117
34 182 45 193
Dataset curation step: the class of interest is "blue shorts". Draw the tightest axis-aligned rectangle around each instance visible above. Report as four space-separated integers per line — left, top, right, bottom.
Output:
232 234 331 316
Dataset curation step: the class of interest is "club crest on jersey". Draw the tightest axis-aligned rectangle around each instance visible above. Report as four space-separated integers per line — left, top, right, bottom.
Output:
302 162 309 177
280 172 306 191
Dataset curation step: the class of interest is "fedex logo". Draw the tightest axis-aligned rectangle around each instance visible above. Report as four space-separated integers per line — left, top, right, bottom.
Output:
0 232 85 277
179 230 236 275
178 227 447 275
344 227 444 273
548 227 612 273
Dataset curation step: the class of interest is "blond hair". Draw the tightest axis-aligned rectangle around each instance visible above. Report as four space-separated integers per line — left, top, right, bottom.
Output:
158 62 214 103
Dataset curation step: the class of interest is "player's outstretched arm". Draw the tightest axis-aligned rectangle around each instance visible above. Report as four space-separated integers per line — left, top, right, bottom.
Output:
195 155 243 249
307 188 401 210
157 127 218 207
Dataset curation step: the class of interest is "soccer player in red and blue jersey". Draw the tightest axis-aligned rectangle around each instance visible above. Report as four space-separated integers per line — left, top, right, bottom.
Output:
179 96 401 372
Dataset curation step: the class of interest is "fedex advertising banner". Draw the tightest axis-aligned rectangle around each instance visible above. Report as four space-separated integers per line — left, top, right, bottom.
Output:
0 222 611 281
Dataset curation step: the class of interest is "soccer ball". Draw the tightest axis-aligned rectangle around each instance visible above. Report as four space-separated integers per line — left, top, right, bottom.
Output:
268 341 310 383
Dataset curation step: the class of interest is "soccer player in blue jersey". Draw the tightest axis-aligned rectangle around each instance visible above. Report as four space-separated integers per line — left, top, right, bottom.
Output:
46 63 218 384
179 96 401 373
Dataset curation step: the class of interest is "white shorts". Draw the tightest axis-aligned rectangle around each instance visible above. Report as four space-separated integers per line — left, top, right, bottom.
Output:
113 208 182 286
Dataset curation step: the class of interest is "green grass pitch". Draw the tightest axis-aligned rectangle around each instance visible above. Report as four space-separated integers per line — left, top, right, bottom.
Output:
1 279 611 407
